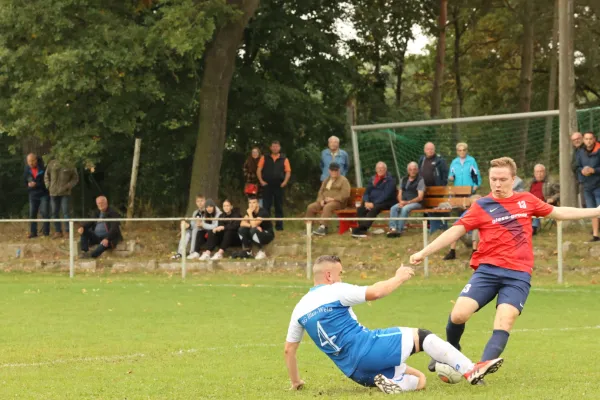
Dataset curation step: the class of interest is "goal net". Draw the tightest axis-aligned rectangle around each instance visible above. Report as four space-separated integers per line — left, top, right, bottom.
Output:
351 107 600 189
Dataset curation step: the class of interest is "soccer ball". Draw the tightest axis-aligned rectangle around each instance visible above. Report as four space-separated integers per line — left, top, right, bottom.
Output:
435 362 463 384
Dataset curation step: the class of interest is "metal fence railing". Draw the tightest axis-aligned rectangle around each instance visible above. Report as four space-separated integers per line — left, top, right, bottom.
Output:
0 217 565 283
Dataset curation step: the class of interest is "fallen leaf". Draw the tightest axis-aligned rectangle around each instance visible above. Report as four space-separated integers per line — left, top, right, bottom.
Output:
240 284 251 287
360 272 368 279
232 294 236 297
81 288 87 294
450 300 456 304
127 370 133 374
177 302 182 306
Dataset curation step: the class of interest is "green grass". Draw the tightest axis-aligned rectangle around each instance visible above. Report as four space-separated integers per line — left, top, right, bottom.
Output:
0 271 599 399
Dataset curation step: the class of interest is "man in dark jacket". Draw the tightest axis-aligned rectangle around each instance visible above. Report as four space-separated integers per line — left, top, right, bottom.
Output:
257 140 291 231
24 153 50 238
352 162 396 238
571 132 585 207
418 142 448 187
576 132 600 241
78 196 123 258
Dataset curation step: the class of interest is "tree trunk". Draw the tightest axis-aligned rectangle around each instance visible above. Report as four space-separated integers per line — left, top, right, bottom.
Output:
394 47 407 106
187 0 260 213
517 0 535 169
452 5 464 117
430 0 447 118
543 0 559 171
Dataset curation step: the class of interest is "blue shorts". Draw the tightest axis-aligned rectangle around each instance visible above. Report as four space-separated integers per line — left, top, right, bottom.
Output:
459 264 531 314
349 327 413 387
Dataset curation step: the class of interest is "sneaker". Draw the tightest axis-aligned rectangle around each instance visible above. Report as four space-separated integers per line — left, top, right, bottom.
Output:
592 236 600 242
255 250 267 260
386 230 401 238
374 374 403 394
312 226 327 236
211 252 223 260
187 252 200 260
443 250 456 260
464 358 504 385
351 229 367 238
171 253 182 260
199 252 211 261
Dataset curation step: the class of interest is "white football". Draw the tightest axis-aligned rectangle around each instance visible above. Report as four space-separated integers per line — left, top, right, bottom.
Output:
435 362 463 384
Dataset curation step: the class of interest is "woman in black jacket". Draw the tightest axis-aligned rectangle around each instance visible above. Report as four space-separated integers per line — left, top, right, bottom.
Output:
206 199 242 260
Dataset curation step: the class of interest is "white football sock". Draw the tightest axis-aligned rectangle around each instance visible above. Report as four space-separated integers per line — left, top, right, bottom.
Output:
423 334 475 375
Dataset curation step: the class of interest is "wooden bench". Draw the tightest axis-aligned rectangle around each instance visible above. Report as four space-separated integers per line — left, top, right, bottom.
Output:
334 186 473 234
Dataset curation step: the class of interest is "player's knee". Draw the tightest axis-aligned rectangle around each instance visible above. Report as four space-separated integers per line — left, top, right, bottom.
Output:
450 309 471 324
417 329 433 351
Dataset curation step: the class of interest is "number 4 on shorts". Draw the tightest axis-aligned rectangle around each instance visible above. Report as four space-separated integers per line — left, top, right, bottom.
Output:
317 321 341 354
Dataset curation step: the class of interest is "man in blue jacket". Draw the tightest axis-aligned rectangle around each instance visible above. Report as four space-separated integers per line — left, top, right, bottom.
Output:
352 162 396 238
23 153 50 238
418 142 448 187
448 142 481 193
576 132 600 242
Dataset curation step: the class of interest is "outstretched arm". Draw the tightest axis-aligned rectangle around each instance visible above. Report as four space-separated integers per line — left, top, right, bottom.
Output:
404 366 427 390
549 205 600 221
410 225 467 265
365 266 414 301
284 341 304 390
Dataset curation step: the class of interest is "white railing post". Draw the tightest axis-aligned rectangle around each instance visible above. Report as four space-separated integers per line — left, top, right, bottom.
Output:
69 220 75 278
306 221 312 280
181 221 187 280
557 220 563 284
422 220 429 278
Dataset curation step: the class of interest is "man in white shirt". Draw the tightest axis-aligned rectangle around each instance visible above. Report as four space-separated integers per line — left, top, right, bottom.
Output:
284 255 504 393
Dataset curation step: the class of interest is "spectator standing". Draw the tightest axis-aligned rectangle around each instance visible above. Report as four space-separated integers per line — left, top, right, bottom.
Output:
257 141 291 231
448 143 481 193
527 164 560 235
44 159 79 238
238 195 275 259
351 162 396 238
418 142 448 187
78 196 122 258
320 136 350 181
243 147 263 204
305 162 351 236
24 153 50 238
571 132 586 207
188 199 222 260
387 162 425 238
172 195 205 259
209 200 243 260
576 132 600 241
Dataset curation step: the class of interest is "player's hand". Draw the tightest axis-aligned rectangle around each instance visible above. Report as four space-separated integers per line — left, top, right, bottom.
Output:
395 265 415 282
290 380 305 391
410 251 425 265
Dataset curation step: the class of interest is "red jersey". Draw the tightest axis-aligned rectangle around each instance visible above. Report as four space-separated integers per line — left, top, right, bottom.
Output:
455 192 554 274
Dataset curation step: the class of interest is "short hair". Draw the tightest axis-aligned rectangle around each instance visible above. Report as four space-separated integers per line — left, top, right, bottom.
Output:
271 140 280 145
376 161 387 169
328 136 340 143
533 163 546 171
489 157 517 176
456 142 468 150
407 161 418 170
196 194 205 199
247 194 258 201
314 255 341 266
583 132 596 138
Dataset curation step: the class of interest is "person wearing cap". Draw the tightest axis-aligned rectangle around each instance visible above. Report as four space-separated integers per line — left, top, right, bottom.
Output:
306 162 351 236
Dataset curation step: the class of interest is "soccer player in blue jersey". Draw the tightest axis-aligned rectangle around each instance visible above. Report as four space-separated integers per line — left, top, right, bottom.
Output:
284 255 503 394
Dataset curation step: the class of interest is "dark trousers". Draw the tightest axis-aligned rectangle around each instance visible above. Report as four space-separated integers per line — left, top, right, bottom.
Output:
193 230 209 252
262 184 284 230
29 194 50 236
356 200 396 231
212 230 242 251
238 227 274 249
50 195 71 233
80 229 118 258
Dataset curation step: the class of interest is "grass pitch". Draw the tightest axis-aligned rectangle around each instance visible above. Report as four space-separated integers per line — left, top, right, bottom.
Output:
0 271 599 399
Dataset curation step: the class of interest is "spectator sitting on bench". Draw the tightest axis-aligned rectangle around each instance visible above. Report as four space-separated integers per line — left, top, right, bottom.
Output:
527 164 560 235
306 162 351 236
351 161 396 238
172 194 205 259
188 199 222 260
237 195 274 259
207 199 243 260
387 162 425 238
78 196 123 259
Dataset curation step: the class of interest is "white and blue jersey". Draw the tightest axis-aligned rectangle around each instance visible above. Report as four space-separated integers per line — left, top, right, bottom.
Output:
286 283 372 377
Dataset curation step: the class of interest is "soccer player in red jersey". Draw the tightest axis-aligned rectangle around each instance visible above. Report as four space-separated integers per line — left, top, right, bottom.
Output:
410 157 600 367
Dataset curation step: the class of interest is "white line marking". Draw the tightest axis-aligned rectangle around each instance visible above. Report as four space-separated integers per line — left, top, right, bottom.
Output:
2 326 599 370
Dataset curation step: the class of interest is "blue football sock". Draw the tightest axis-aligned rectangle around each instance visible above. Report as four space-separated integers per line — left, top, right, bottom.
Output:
481 329 510 361
445 315 465 351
